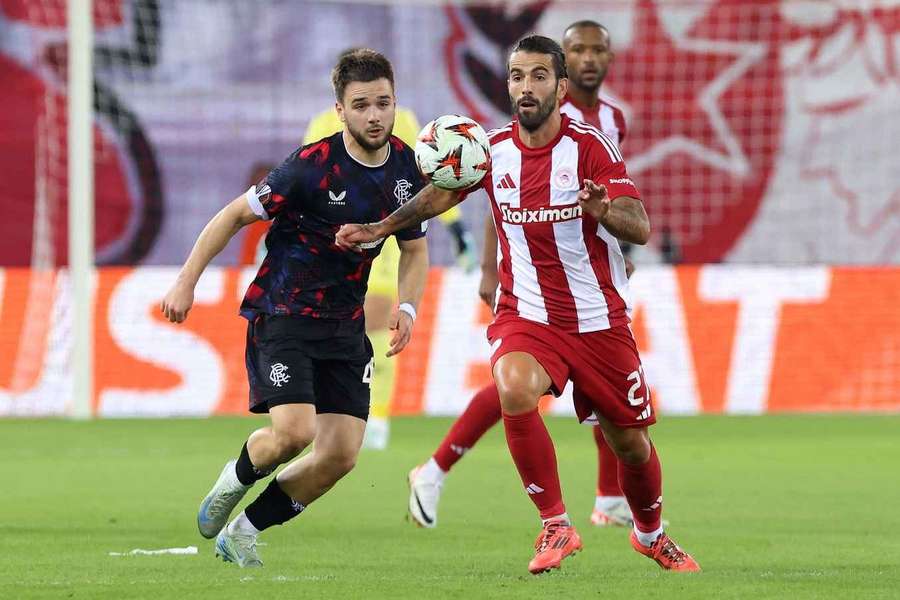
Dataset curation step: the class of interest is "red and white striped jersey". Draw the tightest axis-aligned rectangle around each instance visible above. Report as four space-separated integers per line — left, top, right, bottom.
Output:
478 114 640 333
560 94 627 146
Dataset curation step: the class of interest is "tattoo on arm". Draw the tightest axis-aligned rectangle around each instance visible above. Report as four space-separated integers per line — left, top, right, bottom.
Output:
600 197 651 245
379 185 460 235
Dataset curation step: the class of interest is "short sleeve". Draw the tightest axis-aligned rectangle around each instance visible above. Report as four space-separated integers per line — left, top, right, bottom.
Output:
594 160 641 201
583 134 641 201
245 151 307 220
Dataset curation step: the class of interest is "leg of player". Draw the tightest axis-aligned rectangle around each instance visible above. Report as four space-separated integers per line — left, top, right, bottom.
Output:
590 427 633 527
408 383 502 528
494 352 582 575
197 404 315 540
272 412 366 504
362 290 395 450
596 416 700 572
216 412 366 568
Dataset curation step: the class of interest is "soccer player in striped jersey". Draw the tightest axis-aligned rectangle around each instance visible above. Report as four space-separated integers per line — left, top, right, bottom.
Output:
406 21 641 533
337 35 699 575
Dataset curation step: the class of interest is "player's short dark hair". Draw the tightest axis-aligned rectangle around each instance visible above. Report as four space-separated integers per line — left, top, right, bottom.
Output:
509 35 568 80
331 48 395 102
564 20 608 37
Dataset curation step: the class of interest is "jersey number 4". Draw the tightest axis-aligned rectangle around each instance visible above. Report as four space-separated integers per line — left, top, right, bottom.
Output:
362 358 375 385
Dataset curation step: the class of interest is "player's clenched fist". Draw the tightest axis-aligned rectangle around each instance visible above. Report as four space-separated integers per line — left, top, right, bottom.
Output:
335 223 382 251
577 179 611 221
160 282 194 323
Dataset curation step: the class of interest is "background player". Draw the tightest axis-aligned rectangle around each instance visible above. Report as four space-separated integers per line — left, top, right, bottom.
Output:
304 48 477 450
160 49 429 567
337 35 698 575
407 20 641 531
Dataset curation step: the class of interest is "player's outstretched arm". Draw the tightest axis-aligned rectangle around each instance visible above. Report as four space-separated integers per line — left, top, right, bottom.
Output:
577 179 650 245
388 237 429 357
336 184 462 249
478 213 499 311
161 195 260 322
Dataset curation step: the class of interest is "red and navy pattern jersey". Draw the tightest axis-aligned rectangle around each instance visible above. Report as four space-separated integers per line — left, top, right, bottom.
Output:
240 133 427 322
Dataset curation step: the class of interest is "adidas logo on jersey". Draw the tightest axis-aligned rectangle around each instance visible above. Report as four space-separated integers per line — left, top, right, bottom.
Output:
499 203 583 224
496 173 516 189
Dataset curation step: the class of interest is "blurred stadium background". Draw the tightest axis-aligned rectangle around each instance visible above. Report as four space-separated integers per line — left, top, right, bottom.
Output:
3 0 898 418
1 1 899 597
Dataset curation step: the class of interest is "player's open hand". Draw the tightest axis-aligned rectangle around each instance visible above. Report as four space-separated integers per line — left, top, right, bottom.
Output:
577 179 611 221
386 310 414 357
335 223 381 252
160 282 194 323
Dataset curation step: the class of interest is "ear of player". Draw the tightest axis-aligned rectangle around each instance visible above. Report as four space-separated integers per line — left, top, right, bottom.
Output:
414 115 491 190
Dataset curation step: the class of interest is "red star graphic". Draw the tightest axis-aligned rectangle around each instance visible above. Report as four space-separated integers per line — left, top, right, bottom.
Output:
605 0 779 262
417 121 439 151
609 0 739 165
446 121 480 141
437 144 465 179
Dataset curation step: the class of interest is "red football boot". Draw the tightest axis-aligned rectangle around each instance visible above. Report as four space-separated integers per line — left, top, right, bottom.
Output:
630 531 701 572
527 518 583 574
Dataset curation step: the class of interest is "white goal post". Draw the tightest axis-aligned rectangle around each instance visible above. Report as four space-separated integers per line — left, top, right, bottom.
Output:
67 0 94 419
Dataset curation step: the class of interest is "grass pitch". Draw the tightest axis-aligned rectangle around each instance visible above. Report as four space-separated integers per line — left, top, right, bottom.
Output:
2 414 899 599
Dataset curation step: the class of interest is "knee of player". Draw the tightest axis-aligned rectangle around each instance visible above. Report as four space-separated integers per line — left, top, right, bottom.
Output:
609 429 652 464
322 451 358 479
495 385 539 415
273 427 315 459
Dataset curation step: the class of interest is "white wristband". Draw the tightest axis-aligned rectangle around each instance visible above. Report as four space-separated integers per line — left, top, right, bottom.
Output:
398 302 417 321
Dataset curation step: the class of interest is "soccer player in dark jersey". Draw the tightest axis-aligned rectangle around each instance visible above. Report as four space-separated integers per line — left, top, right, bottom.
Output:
160 49 429 568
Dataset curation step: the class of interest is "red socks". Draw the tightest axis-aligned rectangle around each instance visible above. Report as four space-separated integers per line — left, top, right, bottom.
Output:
618 443 663 532
593 427 624 496
502 408 565 520
433 385 502 471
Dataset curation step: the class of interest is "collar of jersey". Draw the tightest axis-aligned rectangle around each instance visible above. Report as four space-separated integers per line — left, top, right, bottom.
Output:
512 114 570 155
341 134 391 169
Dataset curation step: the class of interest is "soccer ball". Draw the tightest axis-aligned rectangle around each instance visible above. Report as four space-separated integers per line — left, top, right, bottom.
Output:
414 115 491 190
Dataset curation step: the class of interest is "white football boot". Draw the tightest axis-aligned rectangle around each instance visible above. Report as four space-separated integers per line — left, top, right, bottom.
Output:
197 460 251 539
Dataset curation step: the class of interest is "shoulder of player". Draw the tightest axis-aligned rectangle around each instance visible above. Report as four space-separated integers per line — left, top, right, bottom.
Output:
291 132 344 168
564 119 623 162
387 134 414 154
387 135 420 169
486 122 514 145
597 93 624 112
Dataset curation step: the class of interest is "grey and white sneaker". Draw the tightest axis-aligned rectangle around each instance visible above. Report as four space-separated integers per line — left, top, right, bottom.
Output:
407 465 442 528
590 498 634 527
590 497 670 528
197 460 251 539
215 527 263 568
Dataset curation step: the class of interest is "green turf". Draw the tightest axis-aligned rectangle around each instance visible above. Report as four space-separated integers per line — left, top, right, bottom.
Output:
2 415 898 599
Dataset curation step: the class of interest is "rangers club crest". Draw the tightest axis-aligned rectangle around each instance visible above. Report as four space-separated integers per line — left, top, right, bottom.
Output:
269 363 290 387
394 179 412 204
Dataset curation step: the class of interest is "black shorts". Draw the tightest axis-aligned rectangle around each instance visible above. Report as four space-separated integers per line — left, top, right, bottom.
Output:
245 315 373 420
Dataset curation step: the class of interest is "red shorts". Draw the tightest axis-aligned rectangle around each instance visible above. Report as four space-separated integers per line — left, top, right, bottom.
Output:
487 314 655 428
